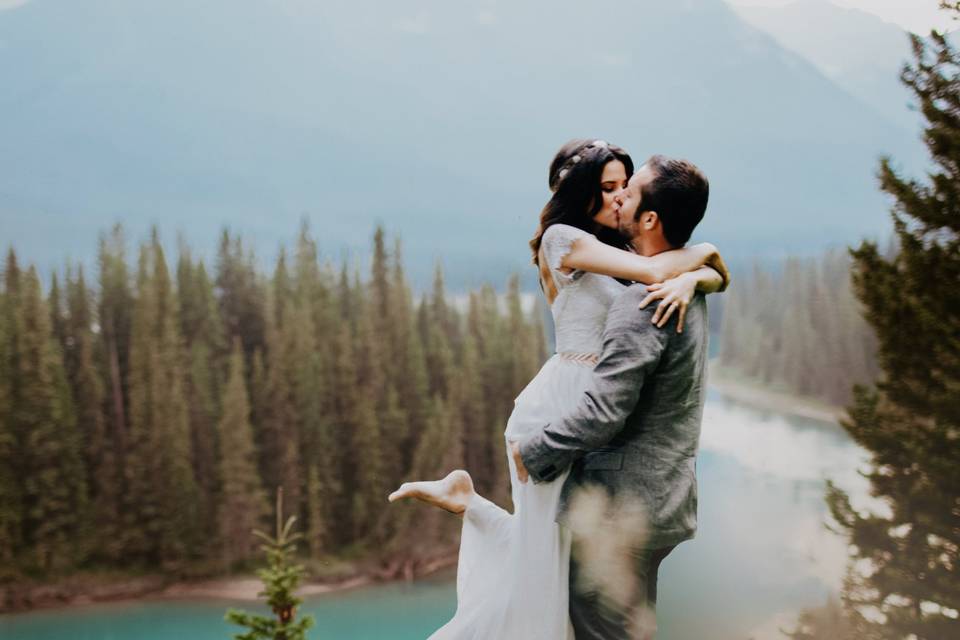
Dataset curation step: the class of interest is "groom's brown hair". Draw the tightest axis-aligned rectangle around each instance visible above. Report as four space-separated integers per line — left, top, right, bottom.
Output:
638 155 709 248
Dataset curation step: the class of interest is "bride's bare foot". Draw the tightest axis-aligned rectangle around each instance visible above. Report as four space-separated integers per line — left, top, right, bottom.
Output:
387 470 475 515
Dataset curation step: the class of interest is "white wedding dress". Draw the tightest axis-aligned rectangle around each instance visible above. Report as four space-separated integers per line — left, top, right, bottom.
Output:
430 224 626 639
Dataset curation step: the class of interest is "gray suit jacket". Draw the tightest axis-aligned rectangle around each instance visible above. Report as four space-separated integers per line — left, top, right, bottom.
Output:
519 284 708 549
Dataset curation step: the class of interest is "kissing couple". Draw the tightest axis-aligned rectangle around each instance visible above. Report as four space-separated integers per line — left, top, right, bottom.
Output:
390 139 729 639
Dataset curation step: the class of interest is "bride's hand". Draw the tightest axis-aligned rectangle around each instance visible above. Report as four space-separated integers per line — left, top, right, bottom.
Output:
638 271 698 333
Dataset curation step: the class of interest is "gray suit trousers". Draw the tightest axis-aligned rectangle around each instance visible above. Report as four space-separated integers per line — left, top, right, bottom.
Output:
569 543 676 640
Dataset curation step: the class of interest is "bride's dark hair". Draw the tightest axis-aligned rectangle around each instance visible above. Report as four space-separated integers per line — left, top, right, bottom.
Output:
529 138 634 266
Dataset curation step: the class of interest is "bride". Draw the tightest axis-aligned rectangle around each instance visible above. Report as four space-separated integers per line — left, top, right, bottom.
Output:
389 139 728 638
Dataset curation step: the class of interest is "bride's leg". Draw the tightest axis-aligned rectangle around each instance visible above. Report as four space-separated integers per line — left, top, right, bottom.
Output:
388 469 475 515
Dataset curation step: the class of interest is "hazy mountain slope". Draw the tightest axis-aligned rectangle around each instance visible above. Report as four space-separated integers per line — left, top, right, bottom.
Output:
0 0 922 288
734 0 918 128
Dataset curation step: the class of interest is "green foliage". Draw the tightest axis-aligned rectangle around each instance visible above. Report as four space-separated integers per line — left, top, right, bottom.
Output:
123 231 202 568
225 488 316 640
262 285 303 532
17 266 87 572
718 249 879 406
64 265 118 563
1 222 547 578
0 251 23 569
219 341 269 569
216 229 267 363
815 16 960 640
96 227 133 557
179 246 228 551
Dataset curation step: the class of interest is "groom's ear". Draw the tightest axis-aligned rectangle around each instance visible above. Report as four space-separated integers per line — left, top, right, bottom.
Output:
641 210 660 230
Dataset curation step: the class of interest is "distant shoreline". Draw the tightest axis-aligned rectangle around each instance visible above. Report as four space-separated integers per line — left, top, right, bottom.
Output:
0 551 459 616
707 360 847 425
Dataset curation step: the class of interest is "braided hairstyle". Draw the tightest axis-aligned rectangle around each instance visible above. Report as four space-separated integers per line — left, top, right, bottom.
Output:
529 138 634 267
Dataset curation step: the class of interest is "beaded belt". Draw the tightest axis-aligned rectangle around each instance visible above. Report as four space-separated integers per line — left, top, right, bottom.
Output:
558 352 599 366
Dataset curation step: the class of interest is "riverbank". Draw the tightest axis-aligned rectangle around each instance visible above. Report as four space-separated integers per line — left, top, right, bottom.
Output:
707 360 847 425
159 550 459 603
2 372 845 617
0 549 459 615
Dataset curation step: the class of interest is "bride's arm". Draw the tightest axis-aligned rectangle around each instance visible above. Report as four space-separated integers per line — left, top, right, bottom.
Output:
561 235 729 286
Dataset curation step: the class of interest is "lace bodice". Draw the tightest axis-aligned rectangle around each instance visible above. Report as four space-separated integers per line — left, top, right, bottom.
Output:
541 224 626 355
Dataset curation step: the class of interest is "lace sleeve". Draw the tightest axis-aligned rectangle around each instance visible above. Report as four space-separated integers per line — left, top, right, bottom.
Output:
541 224 592 288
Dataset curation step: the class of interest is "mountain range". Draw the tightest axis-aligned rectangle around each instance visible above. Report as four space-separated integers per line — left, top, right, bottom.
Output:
0 0 927 289
734 0 922 129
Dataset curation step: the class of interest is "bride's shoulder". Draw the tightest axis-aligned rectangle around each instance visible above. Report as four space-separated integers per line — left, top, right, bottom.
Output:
542 223 594 244
541 224 597 281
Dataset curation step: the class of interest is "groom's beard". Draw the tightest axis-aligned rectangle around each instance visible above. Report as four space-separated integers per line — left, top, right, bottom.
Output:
616 218 642 251
614 223 640 285
615 216 632 243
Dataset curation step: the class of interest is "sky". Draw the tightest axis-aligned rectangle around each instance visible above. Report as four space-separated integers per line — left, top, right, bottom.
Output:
728 0 957 33
1 0 955 33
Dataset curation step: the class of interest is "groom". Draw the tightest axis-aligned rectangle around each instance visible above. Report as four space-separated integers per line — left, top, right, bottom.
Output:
511 155 715 639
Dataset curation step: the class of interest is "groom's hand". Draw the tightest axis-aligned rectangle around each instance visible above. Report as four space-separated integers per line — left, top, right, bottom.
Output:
510 441 530 484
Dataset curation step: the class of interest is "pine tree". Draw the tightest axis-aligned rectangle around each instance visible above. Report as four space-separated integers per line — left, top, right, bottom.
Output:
305 464 325 561
369 227 394 394
225 488 316 640
178 247 225 551
348 284 385 542
389 240 429 473
391 394 459 552
65 265 118 562
123 243 157 561
262 252 303 530
423 266 455 399
0 251 23 570
530 297 550 367
186 341 220 550
378 385 407 481
97 226 133 499
823 19 960 639
218 340 269 569
249 348 270 483
289 300 335 550
123 230 201 568
474 284 511 502
376 384 409 545
47 273 67 354
18 266 87 571
216 229 267 360
457 323 486 484
371 227 391 324
291 226 339 539
506 274 538 394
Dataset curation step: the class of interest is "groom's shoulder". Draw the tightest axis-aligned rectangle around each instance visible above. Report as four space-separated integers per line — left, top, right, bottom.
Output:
620 283 650 301
613 284 653 313
608 285 708 336
606 284 657 330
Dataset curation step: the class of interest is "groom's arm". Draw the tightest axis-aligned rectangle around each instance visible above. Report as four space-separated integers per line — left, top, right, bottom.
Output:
518 285 670 483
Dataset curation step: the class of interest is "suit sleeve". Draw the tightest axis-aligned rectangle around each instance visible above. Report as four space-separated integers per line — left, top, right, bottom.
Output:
518 286 670 483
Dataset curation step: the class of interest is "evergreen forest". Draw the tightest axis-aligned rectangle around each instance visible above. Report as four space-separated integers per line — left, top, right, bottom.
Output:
0 223 547 580
717 248 880 406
